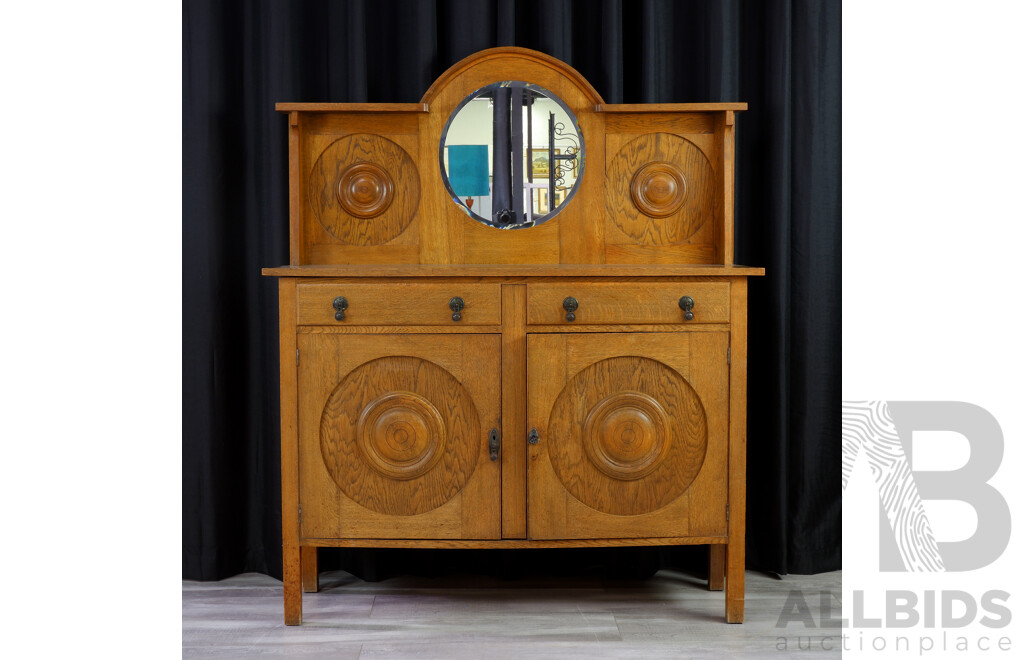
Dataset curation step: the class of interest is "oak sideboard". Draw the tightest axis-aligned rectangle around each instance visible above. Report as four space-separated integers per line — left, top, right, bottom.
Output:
263 47 763 625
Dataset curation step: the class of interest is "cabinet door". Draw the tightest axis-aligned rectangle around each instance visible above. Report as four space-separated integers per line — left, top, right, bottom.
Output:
527 332 729 539
298 333 500 539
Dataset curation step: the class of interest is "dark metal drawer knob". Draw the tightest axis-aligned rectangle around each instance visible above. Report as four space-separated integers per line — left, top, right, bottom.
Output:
528 428 539 445
332 296 348 321
678 295 695 321
449 296 465 322
562 297 578 322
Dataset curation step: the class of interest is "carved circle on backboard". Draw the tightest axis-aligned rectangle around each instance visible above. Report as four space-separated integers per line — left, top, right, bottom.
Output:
630 162 687 218
308 134 419 245
606 132 715 245
319 356 479 516
547 356 708 516
337 162 395 218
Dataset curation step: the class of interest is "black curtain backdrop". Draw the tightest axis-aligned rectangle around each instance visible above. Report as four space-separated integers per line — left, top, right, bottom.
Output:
183 0 840 581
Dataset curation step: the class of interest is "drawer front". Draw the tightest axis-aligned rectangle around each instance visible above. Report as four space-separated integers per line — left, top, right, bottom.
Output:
527 282 730 325
296 283 501 326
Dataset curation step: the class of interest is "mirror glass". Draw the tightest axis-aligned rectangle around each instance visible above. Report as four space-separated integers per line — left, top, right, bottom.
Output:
440 82 584 229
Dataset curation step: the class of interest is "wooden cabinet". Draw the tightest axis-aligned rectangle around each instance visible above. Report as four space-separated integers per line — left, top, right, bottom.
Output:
264 47 763 625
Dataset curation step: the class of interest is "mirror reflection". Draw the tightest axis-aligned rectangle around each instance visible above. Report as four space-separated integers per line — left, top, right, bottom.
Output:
440 82 584 228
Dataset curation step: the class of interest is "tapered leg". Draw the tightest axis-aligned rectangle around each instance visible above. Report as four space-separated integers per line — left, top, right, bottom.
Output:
283 544 302 625
725 541 745 623
708 544 725 591
301 546 319 592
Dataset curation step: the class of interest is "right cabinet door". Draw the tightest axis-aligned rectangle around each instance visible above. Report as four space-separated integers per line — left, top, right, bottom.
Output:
527 332 730 540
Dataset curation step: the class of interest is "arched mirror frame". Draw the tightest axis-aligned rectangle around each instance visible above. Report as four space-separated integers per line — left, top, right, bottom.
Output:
419 47 606 263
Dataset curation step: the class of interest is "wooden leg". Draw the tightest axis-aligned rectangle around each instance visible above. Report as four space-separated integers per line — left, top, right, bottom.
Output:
725 541 745 623
301 547 319 593
283 544 302 625
708 544 725 591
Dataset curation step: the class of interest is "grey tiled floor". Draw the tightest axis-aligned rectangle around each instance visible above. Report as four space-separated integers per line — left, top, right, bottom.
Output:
183 569 841 658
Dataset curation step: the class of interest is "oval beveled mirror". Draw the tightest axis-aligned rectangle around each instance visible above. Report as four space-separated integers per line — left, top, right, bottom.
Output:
440 81 584 229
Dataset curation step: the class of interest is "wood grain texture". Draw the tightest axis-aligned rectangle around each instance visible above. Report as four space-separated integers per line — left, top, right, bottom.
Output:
318 356 479 515
501 284 527 538
301 547 318 593
298 325 503 335
714 112 737 264
606 133 716 245
288 113 302 265
630 161 688 218
421 47 604 105
265 265 766 277
546 356 707 515
336 161 394 218
308 134 419 245
709 544 725 591
277 279 302 624
596 103 747 112
277 103 430 112
604 243 717 265
527 333 729 540
526 282 730 325
300 536 727 549
297 334 501 540
421 47 600 265
295 282 501 326
726 278 748 623
606 113 715 135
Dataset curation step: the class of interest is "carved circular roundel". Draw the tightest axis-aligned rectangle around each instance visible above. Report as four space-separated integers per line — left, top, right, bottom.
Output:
630 162 687 218
605 132 715 245
308 134 419 246
547 356 708 516
337 162 395 218
357 391 444 480
319 356 479 516
583 391 670 481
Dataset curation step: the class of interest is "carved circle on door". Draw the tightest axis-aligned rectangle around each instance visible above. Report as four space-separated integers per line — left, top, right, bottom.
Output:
308 134 420 245
356 391 445 480
319 356 479 516
547 356 708 516
583 391 671 481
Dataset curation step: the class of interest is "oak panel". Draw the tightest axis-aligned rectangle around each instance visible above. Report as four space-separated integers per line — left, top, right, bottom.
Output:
501 284 528 538
297 334 501 539
527 332 729 540
308 134 420 246
606 133 716 245
605 112 715 134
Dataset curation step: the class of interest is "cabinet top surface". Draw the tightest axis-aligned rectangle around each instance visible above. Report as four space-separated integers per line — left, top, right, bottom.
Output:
261 264 765 278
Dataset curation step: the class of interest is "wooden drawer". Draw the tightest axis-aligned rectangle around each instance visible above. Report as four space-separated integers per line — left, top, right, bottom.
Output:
296 282 501 325
527 281 730 325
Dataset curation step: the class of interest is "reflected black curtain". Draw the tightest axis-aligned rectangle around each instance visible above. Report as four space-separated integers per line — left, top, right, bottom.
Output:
183 0 840 580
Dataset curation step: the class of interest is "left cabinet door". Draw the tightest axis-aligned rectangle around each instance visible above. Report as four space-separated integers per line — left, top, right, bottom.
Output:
297 333 501 539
